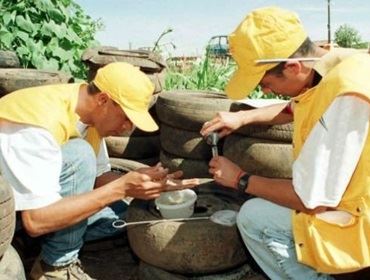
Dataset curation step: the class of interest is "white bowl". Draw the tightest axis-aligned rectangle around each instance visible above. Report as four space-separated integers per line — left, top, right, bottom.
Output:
155 189 197 219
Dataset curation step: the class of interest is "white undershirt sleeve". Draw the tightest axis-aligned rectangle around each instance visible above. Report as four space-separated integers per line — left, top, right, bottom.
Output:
292 95 370 209
0 125 62 210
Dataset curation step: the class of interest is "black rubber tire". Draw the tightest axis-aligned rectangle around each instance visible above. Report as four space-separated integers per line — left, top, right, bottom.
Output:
138 261 258 280
0 69 74 97
223 135 293 178
0 175 15 258
146 72 165 94
0 50 20 68
82 46 166 79
127 180 249 274
160 150 211 178
105 135 160 159
0 245 26 280
156 90 233 131
230 102 293 142
160 124 223 160
109 158 150 173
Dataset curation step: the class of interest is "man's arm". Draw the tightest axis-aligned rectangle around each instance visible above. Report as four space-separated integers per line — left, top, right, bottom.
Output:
22 169 167 237
201 102 293 138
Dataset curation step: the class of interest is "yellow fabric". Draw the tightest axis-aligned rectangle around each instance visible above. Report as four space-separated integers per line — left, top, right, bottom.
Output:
226 6 307 100
93 62 158 132
0 83 101 155
292 53 370 273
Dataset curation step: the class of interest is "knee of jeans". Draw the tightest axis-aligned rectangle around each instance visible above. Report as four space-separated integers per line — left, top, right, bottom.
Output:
237 198 271 235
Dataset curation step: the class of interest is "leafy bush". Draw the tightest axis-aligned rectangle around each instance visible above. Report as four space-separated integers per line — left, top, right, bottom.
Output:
0 0 102 79
334 24 362 48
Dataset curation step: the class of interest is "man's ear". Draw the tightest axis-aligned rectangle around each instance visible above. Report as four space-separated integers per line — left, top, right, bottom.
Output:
283 60 302 76
96 92 109 105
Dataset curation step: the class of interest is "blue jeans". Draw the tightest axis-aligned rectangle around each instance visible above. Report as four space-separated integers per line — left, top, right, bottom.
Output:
237 198 334 280
41 139 127 266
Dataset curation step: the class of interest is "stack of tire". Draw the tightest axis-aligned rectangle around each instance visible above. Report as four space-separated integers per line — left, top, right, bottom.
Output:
0 50 74 98
156 90 294 179
0 175 25 279
225 102 294 178
81 46 166 168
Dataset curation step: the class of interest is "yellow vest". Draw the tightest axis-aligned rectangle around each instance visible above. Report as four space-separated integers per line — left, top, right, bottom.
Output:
0 83 101 154
292 53 370 273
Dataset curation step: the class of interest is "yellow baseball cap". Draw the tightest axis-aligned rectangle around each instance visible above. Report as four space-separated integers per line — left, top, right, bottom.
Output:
226 6 307 100
93 62 158 132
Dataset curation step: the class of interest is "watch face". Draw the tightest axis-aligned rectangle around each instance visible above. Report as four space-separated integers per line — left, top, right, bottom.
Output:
238 174 250 193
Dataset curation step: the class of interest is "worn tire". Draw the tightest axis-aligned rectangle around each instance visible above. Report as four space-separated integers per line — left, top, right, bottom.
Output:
160 150 211 178
160 124 223 160
156 90 233 131
0 175 15 258
127 180 249 274
0 245 26 280
105 135 160 159
109 158 150 173
138 261 257 280
82 46 166 79
0 51 20 68
0 69 74 97
230 103 293 142
223 135 293 178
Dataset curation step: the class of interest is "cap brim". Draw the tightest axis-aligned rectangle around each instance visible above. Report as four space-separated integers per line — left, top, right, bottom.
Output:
123 108 158 132
226 68 265 100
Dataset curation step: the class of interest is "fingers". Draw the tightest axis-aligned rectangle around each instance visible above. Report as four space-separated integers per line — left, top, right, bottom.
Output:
167 170 183 179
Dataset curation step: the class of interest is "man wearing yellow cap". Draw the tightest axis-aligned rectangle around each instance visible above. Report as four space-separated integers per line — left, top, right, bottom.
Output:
0 62 198 279
201 6 370 279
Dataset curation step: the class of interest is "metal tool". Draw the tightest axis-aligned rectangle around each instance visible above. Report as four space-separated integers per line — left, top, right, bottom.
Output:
205 132 220 157
112 210 238 229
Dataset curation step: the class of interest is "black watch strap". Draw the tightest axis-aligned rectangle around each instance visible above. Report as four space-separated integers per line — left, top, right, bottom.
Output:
237 173 251 194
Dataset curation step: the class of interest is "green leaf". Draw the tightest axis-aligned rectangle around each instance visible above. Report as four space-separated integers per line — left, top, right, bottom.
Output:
16 45 30 57
31 52 47 69
47 8 65 23
34 0 54 12
43 57 59 71
52 46 73 61
3 12 13 25
40 21 54 37
15 30 29 42
15 15 34 33
0 30 13 48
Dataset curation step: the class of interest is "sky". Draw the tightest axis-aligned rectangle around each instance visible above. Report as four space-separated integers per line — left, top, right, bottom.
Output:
76 0 370 57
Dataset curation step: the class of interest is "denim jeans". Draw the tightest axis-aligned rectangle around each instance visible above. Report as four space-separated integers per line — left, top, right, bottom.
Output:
41 139 127 266
237 198 334 280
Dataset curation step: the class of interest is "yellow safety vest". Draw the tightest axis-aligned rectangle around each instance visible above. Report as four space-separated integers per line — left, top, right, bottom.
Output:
0 83 101 154
292 53 370 273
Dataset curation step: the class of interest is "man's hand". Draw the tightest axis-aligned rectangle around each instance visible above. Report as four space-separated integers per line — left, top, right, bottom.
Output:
209 156 244 188
200 111 245 138
119 163 169 200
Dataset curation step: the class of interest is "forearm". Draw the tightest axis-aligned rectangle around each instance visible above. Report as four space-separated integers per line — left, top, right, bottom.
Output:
95 171 121 188
240 102 293 126
246 175 320 213
22 180 123 237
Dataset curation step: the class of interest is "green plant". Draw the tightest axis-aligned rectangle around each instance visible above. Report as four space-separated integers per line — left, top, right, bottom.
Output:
334 24 362 48
165 49 284 99
0 0 102 79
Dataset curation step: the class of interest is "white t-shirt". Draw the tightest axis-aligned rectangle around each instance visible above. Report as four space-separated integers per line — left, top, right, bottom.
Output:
292 95 370 224
0 121 110 211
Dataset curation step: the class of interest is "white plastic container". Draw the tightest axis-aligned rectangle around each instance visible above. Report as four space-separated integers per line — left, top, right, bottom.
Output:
155 189 197 219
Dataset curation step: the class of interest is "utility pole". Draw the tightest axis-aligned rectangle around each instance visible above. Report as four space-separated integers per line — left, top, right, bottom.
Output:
327 0 331 44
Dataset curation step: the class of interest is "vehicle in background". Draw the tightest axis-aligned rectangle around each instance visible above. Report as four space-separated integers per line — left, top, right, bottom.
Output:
206 35 230 58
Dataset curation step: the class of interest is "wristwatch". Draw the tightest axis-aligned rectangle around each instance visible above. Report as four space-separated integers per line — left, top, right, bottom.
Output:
237 173 251 194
